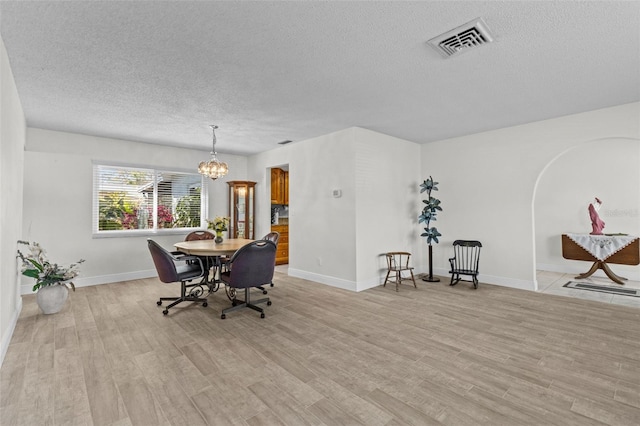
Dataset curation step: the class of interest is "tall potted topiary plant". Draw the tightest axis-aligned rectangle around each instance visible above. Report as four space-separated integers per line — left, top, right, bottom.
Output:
419 176 442 282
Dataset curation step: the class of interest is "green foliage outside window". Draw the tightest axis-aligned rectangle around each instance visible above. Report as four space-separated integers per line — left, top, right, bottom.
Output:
95 165 203 232
98 191 138 230
174 188 201 228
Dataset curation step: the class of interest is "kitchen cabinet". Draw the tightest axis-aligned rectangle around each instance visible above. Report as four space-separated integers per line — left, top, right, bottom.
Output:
271 224 289 265
271 168 288 205
227 181 255 239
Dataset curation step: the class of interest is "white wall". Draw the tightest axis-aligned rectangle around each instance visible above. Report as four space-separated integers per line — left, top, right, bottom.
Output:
16 102 640 303
353 128 422 290
21 128 248 293
248 127 422 291
0 36 26 366
420 102 640 291
535 138 640 280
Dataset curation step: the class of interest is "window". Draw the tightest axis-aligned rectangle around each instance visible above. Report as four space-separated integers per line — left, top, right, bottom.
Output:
93 164 206 235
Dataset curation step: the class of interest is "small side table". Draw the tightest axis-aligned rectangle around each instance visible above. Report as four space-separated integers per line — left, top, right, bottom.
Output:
561 234 639 284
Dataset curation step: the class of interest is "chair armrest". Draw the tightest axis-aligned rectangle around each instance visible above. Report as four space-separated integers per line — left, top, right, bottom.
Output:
170 251 201 265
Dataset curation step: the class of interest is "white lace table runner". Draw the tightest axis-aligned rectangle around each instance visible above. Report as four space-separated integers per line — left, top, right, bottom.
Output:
566 233 639 261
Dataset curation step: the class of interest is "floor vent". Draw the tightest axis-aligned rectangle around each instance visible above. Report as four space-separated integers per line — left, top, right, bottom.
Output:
428 18 493 58
563 281 639 297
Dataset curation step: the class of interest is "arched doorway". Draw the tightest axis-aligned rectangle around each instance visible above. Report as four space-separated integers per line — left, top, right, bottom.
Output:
531 138 640 297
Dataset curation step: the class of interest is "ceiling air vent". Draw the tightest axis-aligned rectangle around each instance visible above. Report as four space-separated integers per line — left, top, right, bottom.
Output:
428 18 493 58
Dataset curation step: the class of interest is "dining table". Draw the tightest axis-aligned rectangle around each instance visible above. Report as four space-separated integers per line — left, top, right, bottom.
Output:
174 238 254 298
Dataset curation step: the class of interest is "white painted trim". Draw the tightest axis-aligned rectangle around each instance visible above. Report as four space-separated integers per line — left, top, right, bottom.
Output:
288 268 356 292
18 266 539 298
0 297 22 368
432 267 537 291
20 269 157 295
356 276 383 292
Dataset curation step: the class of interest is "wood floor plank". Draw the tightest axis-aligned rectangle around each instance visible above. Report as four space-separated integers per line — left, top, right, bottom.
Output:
306 397 367 425
190 386 246 426
53 347 94 426
307 376 393 426
77 328 129 425
133 351 208 426
117 376 170 426
614 379 640 408
366 388 441 425
2 273 640 425
246 409 287 426
248 380 323 426
17 342 55 426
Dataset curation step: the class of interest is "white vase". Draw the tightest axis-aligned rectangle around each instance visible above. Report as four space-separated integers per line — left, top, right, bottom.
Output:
36 285 69 314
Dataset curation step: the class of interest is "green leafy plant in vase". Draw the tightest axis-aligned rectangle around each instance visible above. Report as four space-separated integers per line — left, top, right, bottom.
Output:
419 176 442 282
207 216 230 243
17 240 85 314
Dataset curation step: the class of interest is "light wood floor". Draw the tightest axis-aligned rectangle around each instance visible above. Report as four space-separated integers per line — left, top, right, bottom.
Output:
2 273 640 425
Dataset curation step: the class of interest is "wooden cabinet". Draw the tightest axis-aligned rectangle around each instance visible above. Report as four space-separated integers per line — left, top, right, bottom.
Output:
271 168 288 205
271 224 289 264
227 181 255 239
283 171 289 205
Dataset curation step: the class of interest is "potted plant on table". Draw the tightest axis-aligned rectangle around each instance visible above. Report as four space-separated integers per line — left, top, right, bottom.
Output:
419 176 442 282
16 240 85 314
206 216 230 244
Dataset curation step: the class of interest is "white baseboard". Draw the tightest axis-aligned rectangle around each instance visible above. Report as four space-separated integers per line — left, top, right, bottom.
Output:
431 267 537 291
20 269 157 295
0 297 22 368
356 276 384 292
288 267 537 293
288 268 357 292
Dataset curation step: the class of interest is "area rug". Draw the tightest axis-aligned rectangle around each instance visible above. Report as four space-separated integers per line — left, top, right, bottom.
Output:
563 281 639 297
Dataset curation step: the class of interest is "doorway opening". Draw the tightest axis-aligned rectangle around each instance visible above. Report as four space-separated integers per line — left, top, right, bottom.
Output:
270 165 289 267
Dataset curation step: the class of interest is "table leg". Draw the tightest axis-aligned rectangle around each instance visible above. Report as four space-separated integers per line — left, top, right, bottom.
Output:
575 261 627 285
204 256 221 293
575 262 599 280
601 262 627 285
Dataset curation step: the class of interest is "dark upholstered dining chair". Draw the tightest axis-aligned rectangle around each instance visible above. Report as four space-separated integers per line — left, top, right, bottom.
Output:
147 239 208 315
219 240 277 319
185 230 215 241
259 231 280 290
184 230 218 284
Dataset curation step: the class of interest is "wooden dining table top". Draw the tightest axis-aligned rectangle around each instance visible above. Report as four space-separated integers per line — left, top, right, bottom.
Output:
174 238 254 256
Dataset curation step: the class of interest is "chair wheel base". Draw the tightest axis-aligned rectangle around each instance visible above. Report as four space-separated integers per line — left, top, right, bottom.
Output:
202 301 208 307
157 301 162 306
163 309 168 315
262 290 268 295
267 301 272 306
260 313 265 318
221 314 226 319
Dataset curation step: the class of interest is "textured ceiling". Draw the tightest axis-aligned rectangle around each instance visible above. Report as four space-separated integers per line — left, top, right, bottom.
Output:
1 1 639 155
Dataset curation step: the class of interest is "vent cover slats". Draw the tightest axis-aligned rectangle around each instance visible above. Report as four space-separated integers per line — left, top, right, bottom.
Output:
428 18 494 58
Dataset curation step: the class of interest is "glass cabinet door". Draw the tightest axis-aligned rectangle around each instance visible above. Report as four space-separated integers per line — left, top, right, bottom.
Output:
227 181 256 239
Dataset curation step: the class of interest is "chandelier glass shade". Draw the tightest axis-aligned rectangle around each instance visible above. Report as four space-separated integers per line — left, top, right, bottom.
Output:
198 125 229 180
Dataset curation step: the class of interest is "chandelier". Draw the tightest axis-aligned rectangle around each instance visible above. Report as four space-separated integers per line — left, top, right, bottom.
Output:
198 125 229 180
